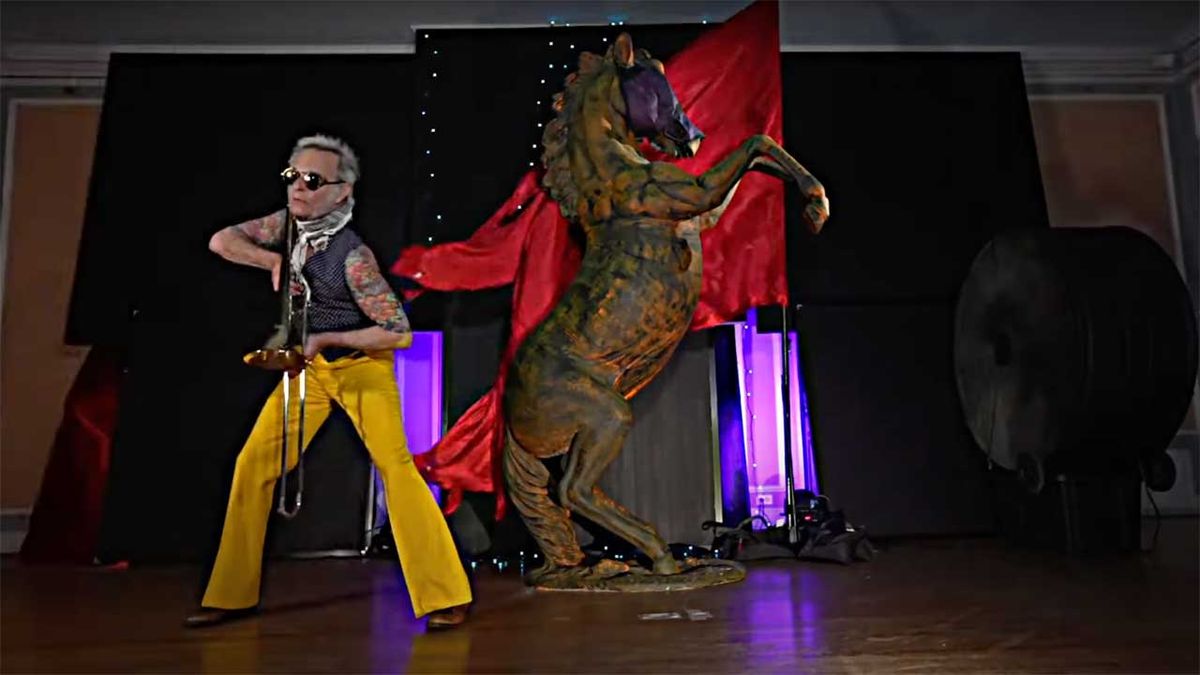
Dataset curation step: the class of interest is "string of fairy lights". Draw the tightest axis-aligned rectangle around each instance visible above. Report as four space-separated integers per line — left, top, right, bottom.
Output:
418 31 436 245
415 15 713 249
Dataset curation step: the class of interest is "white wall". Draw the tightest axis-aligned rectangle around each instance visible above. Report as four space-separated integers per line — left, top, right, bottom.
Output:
1 1 1195 50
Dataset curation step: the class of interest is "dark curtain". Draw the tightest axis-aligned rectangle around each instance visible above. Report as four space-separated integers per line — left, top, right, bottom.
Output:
783 52 1049 535
71 54 417 562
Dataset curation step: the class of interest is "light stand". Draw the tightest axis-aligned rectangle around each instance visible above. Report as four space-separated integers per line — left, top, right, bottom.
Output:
750 303 804 550
777 303 801 546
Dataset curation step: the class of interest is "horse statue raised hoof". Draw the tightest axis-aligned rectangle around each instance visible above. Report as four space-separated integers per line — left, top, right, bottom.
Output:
503 33 829 592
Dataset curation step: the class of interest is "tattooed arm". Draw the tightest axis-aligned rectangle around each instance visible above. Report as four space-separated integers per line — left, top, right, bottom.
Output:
305 245 414 357
208 209 286 290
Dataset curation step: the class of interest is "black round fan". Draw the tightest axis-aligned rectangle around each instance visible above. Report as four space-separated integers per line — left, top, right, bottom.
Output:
954 227 1197 492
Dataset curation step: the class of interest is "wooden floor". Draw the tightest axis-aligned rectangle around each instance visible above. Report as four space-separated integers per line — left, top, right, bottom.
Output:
4 519 1197 674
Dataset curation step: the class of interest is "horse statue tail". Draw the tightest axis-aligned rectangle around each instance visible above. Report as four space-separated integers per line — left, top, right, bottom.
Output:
502 431 584 569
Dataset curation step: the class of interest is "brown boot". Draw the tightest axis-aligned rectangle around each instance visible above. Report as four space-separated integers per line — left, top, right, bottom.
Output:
426 603 470 630
183 606 258 628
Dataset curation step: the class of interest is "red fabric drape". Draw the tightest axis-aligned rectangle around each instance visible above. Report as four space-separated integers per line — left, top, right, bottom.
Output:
394 174 581 513
393 0 786 517
20 347 121 563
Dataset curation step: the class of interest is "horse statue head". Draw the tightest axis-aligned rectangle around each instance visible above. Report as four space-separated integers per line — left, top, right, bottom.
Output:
612 37 706 159
540 32 827 233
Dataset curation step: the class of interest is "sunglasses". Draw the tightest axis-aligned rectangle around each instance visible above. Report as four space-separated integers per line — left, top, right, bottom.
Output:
280 166 346 191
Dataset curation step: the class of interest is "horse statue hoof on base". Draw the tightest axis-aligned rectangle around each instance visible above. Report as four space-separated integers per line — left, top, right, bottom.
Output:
531 558 747 593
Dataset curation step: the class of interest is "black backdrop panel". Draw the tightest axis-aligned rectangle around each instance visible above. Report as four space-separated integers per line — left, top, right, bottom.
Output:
409 26 704 246
783 52 1049 304
797 304 995 537
82 54 415 562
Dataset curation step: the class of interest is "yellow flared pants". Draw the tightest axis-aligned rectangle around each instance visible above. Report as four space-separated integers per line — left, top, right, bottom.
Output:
201 351 472 618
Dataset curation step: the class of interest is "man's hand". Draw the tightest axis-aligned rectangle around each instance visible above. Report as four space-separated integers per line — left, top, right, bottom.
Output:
303 333 329 360
306 327 411 360
271 254 283 291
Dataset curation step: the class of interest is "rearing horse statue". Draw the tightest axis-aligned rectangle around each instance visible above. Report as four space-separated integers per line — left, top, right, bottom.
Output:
504 33 829 589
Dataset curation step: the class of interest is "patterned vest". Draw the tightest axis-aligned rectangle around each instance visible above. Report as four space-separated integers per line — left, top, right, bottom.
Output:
301 228 375 343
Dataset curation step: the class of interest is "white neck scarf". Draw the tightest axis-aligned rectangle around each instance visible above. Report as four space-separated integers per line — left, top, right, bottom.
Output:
290 196 354 285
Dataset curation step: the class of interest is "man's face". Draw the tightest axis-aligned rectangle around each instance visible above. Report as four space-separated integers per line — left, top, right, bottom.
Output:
286 148 352 219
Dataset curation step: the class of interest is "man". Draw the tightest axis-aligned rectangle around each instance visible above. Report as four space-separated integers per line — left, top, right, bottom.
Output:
186 134 471 630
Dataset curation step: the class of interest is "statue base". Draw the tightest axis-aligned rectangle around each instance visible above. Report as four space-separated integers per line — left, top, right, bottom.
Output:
530 557 746 592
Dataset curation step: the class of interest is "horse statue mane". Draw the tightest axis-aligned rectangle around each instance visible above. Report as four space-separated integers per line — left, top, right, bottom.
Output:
540 48 609 222
504 32 831 591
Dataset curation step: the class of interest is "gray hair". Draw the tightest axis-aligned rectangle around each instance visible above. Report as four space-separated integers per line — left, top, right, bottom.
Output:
290 134 360 184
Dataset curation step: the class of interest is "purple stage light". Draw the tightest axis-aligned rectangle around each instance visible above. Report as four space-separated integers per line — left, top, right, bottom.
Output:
393 331 444 458
730 310 819 528
374 332 445 528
